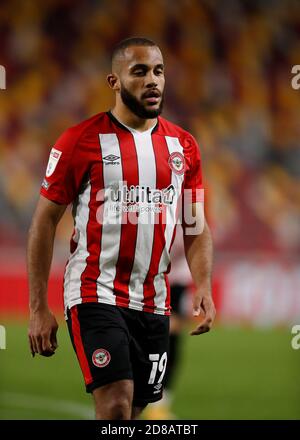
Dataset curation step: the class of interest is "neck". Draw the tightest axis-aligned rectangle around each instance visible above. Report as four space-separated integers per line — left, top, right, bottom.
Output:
111 103 157 132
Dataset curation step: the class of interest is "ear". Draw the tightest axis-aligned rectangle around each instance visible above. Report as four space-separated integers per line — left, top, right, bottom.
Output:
107 73 120 91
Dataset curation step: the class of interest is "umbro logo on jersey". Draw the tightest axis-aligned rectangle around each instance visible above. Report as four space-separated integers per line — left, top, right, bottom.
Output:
102 154 120 165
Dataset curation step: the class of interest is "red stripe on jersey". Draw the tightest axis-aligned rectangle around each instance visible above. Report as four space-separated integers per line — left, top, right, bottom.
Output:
70 306 93 385
163 176 186 312
80 162 104 302
164 272 171 313
142 134 171 312
112 130 139 307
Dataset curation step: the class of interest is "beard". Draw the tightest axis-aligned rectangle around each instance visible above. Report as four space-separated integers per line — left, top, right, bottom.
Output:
120 84 164 119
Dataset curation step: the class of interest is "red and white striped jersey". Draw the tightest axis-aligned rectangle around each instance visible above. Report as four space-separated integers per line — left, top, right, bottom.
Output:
40 111 203 316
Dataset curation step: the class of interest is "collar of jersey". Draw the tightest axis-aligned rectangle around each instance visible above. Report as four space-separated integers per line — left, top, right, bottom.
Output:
107 110 159 134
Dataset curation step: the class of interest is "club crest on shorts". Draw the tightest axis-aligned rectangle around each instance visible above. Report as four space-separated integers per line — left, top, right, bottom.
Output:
46 148 62 177
92 348 111 368
168 152 185 175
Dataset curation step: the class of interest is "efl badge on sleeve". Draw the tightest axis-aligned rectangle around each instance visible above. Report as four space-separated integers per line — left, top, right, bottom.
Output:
46 148 62 177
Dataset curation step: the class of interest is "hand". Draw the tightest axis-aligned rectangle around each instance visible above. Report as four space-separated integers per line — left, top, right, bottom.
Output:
28 307 59 357
190 286 216 336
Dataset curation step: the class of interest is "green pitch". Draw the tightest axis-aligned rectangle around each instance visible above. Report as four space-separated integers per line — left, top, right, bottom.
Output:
0 320 299 419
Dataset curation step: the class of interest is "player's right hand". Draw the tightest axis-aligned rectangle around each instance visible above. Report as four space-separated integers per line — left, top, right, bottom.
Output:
28 307 59 357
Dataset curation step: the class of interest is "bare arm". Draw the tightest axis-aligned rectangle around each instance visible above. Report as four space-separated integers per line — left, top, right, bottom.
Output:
27 196 67 356
182 202 216 335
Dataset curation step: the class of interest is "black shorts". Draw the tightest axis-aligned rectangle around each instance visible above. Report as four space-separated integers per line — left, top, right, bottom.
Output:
66 302 169 406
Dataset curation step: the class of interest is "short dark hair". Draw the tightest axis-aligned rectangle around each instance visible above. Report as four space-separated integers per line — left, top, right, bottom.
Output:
111 37 157 65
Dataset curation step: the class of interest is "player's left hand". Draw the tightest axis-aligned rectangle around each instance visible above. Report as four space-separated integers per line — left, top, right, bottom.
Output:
190 285 216 336
28 307 59 357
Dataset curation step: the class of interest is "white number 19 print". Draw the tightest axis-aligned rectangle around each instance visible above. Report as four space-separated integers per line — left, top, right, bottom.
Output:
148 352 168 384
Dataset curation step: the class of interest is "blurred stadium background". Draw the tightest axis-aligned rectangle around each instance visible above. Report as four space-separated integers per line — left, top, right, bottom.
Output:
0 0 299 419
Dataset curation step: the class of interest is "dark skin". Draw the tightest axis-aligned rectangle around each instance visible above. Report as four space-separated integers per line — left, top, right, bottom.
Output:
27 197 66 357
27 45 215 420
183 208 216 336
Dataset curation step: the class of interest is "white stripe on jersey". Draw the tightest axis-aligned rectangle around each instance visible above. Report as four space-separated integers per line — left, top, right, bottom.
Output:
153 136 185 310
64 181 91 311
128 132 156 311
96 133 123 305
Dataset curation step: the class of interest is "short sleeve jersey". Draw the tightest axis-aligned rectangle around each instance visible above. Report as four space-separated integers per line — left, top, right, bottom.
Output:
41 111 203 315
